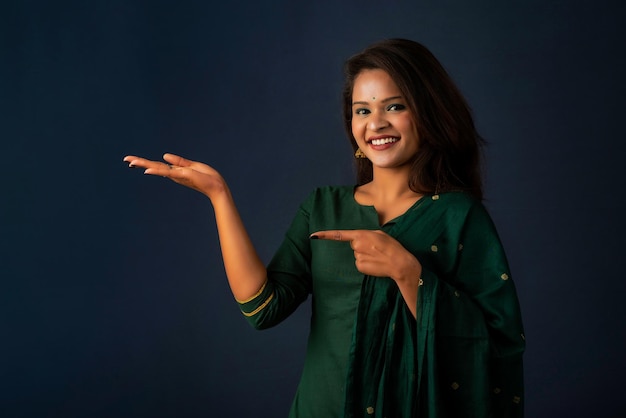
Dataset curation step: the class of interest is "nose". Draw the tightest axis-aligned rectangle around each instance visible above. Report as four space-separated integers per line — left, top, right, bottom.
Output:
368 112 390 131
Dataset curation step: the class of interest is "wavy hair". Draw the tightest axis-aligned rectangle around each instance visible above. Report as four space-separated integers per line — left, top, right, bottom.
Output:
342 38 485 200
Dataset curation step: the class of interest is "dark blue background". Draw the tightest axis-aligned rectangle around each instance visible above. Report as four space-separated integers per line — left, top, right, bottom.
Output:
2 0 625 417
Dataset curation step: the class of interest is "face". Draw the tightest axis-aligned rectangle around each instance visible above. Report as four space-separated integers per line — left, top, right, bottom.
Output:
351 69 419 171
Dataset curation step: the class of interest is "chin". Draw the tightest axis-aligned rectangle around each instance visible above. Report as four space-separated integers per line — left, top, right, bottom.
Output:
370 156 409 168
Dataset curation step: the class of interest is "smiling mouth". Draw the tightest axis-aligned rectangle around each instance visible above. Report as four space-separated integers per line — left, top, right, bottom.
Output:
368 137 399 146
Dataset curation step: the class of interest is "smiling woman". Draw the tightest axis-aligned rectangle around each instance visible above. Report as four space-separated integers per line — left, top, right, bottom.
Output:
350 69 420 172
342 39 485 201
124 38 525 418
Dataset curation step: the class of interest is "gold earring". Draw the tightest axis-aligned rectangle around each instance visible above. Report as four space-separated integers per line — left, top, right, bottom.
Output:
355 148 367 159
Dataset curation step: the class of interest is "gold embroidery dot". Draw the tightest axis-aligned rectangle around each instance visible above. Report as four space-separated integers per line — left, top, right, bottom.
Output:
513 396 521 404
493 387 501 394
431 245 438 252
458 243 463 251
432 194 440 200
366 406 374 414
521 333 525 341
451 382 459 390
501 273 509 280
454 290 460 298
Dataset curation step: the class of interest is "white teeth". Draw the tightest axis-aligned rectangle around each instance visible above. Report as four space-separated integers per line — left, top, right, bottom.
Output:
370 137 398 146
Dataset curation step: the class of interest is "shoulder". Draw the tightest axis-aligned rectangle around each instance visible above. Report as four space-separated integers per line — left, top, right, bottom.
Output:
433 192 501 237
432 191 482 213
310 184 355 197
429 192 496 228
300 185 356 207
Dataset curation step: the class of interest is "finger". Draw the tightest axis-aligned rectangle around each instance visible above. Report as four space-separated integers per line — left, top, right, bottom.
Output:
310 230 361 242
123 155 148 167
123 156 166 170
143 162 179 177
163 153 194 168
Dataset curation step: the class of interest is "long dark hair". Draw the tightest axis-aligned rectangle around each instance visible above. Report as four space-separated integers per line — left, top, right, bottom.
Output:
342 38 485 200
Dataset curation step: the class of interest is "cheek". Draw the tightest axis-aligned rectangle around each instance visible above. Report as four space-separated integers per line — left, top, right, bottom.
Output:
403 119 419 142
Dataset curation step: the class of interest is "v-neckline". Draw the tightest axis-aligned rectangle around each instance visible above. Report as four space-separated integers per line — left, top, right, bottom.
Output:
351 186 428 227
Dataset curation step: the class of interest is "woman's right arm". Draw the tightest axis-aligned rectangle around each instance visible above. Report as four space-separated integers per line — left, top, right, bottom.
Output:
123 153 267 301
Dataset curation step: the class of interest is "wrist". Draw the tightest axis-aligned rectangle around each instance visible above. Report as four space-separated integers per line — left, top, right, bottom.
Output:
393 253 423 286
204 177 229 201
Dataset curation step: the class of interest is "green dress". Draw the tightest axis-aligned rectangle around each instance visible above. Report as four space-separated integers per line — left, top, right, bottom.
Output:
237 186 525 417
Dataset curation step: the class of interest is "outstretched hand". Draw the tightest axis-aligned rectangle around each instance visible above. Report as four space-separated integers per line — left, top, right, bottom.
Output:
123 153 228 199
310 229 422 284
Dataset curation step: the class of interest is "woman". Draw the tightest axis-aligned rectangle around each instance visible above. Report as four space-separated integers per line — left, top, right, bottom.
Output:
124 38 525 417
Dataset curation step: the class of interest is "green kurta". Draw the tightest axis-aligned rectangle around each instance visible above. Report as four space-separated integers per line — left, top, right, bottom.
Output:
237 186 525 417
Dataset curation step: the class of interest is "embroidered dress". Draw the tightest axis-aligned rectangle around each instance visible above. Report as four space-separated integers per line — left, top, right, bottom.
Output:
237 186 525 418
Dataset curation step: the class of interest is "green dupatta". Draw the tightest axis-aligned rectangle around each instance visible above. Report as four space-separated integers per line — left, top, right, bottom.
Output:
343 193 525 418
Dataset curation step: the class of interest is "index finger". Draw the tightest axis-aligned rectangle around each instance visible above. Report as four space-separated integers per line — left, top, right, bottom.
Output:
310 230 360 242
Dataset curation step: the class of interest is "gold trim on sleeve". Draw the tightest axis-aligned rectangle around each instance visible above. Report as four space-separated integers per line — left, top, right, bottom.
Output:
235 280 268 304
241 292 275 317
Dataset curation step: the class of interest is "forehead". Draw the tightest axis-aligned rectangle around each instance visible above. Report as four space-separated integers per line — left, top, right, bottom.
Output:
352 69 402 99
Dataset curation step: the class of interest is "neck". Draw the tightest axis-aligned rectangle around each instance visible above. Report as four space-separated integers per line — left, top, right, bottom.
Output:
368 166 416 200
356 166 422 225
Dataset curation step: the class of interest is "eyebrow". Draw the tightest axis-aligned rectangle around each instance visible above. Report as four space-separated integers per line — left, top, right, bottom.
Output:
352 95 403 106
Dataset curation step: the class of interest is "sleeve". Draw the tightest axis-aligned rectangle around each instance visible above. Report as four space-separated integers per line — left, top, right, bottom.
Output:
453 201 525 359
441 200 525 416
237 192 314 330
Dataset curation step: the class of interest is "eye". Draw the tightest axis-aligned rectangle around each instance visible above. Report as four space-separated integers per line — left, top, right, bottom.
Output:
387 103 406 112
354 108 370 115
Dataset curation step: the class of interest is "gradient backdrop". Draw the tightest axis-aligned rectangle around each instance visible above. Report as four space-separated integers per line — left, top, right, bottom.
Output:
2 0 625 417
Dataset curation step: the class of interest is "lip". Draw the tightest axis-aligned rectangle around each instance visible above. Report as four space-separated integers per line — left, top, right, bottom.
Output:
366 135 400 143
366 135 400 151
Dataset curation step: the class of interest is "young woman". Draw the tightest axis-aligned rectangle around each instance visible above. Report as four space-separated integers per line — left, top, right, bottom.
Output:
124 38 525 418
